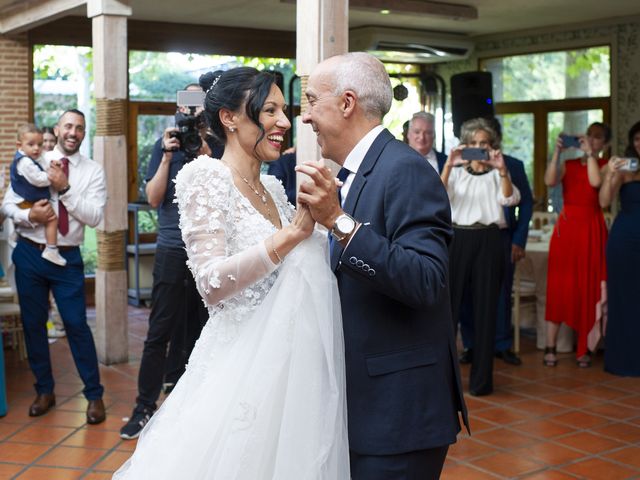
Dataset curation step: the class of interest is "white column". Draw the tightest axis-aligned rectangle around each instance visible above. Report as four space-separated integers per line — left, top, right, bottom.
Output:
295 0 349 175
89 0 131 364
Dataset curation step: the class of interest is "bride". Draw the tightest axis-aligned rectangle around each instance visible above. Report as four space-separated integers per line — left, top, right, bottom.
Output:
113 67 349 479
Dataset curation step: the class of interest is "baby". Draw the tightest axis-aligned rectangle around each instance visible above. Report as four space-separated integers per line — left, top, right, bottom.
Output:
10 124 66 266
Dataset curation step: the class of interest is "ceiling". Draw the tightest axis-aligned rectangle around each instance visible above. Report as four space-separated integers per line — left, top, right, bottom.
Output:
1 0 639 38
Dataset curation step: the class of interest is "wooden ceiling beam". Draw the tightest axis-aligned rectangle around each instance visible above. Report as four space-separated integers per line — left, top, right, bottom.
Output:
0 0 86 34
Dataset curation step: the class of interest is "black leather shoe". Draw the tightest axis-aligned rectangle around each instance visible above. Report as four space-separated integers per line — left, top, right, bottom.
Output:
496 349 522 366
469 387 493 397
459 349 473 365
29 393 56 417
86 399 106 425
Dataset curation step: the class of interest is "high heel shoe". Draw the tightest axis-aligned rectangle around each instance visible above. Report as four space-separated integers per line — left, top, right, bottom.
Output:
543 346 557 367
576 352 592 368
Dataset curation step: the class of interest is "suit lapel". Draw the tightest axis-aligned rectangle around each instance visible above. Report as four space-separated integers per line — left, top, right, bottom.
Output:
330 129 395 272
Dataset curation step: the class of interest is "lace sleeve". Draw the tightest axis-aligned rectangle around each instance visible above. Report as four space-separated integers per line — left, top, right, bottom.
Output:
175 157 278 306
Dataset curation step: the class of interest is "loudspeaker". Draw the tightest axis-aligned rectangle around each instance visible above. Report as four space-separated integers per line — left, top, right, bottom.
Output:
451 71 494 138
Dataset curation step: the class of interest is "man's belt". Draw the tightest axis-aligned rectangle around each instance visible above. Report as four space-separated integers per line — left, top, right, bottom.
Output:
18 236 78 252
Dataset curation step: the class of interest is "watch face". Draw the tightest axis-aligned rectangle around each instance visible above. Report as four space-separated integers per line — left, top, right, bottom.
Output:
337 215 355 234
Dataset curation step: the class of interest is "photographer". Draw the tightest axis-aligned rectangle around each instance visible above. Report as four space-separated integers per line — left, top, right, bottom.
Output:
121 84 224 440
441 117 520 396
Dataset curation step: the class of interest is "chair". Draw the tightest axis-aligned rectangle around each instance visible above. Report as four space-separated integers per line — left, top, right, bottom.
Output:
0 302 26 361
512 260 537 354
531 211 557 230
0 269 27 362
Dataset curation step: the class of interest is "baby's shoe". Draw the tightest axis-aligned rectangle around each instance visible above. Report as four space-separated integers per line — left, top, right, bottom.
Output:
42 247 67 267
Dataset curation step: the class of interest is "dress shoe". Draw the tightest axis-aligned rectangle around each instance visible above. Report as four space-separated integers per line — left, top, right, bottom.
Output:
495 349 522 366
469 387 493 397
29 393 56 417
86 399 106 425
458 349 473 365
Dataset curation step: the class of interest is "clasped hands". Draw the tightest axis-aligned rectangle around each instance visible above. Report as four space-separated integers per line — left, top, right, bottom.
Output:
295 159 344 231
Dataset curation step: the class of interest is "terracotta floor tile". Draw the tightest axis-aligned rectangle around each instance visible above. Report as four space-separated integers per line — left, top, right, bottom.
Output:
32 411 88 428
463 395 495 411
613 395 640 409
0 442 51 463
14 466 84 479
9 425 76 445
467 415 498 433
440 463 501 479
448 438 496 461
582 402 639 421
472 406 530 425
543 393 602 409
560 457 638 480
82 473 113 480
510 419 577 439
521 469 583 479
93 450 131 472
573 385 630 401
0 422 24 441
605 446 640 470
484 389 530 404
473 427 539 449
36 446 107 469
0 463 26 478
514 442 585 466
591 422 640 444
115 439 138 452
509 398 566 417
539 376 589 390
509 382 562 397
61 428 121 450
604 377 640 393
557 431 625 454
471 451 544 477
550 410 611 429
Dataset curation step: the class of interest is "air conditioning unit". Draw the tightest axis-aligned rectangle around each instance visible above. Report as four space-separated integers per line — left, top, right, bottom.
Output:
349 26 474 64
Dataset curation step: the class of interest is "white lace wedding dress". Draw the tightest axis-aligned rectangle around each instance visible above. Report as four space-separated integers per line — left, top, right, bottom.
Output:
113 157 349 480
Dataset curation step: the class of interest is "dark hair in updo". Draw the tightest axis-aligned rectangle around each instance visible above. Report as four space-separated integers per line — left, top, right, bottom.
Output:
199 67 277 149
624 120 640 157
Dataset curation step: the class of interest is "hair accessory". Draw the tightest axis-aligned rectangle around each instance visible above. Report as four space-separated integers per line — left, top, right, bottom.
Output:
206 75 222 95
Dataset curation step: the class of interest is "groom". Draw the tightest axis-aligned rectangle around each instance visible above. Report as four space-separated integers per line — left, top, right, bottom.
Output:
297 52 468 479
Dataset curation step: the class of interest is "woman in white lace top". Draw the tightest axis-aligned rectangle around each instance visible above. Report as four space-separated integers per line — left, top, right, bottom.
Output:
114 68 349 479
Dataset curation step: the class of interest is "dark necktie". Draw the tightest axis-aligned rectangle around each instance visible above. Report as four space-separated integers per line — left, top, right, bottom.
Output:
58 157 69 236
337 167 351 205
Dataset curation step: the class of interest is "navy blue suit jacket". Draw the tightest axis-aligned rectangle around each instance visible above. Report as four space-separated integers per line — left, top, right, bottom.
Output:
331 129 468 455
267 152 297 206
503 155 533 248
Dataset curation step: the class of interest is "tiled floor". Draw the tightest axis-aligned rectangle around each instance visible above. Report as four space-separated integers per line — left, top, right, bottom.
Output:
1 308 639 479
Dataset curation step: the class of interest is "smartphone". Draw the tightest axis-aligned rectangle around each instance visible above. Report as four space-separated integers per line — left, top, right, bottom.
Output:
560 134 581 149
619 157 639 172
461 147 489 161
176 89 205 108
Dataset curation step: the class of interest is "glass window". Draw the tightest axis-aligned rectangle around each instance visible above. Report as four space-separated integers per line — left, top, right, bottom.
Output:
496 113 535 184
482 46 610 102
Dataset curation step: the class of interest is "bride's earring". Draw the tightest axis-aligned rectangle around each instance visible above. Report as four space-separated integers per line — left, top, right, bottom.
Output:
229 127 236 133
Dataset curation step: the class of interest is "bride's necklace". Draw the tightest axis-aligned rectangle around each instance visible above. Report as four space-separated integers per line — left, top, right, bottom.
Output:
224 161 272 219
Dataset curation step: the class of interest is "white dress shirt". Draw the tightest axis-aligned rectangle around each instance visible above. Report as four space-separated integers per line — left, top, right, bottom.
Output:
446 166 520 228
425 149 438 172
1 146 107 246
341 125 385 205
16 151 50 191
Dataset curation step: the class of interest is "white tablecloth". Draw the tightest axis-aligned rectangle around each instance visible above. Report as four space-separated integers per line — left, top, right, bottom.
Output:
521 239 574 352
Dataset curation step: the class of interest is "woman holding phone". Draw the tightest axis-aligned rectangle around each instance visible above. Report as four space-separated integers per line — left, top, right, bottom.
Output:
441 117 520 396
599 120 640 377
543 122 609 368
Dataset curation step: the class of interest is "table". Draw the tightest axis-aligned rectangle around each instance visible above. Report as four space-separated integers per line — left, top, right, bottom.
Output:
522 238 574 352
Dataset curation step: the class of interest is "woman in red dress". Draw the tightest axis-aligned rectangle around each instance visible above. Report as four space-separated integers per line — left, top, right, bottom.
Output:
543 122 609 368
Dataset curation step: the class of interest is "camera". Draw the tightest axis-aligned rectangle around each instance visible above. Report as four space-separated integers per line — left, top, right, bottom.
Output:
170 90 206 159
461 147 489 161
560 134 581 149
619 157 639 172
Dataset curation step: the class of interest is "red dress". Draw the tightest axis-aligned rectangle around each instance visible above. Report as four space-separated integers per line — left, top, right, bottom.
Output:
546 158 608 358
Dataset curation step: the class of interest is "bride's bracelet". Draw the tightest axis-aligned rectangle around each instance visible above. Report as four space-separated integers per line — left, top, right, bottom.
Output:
270 237 283 264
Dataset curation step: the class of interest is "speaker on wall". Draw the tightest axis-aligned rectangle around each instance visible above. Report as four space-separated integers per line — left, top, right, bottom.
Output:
451 71 494 138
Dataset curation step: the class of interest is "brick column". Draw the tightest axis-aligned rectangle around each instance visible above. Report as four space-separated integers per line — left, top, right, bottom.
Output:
0 33 29 195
